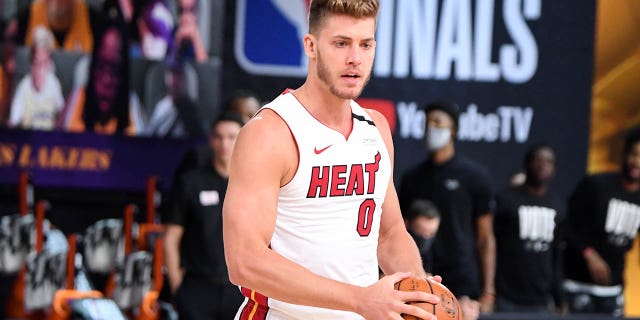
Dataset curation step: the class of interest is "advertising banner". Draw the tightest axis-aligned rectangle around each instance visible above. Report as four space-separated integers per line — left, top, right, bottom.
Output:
0 129 196 191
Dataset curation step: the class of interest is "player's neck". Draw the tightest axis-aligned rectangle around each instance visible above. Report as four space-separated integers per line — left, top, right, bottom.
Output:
293 84 353 136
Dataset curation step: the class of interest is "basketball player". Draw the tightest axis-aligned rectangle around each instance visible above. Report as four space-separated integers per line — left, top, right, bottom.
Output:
222 1 440 319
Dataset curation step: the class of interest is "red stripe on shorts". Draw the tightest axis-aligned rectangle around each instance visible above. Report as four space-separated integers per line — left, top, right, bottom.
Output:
240 287 269 320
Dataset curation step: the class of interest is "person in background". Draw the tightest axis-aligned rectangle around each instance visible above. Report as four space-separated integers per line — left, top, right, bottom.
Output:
65 22 144 135
223 89 261 123
399 100 495 316
405 199 440 273
563 126 640 316
170 88 261 180
8 26 64 130
163 112 245 319
9 0 98 53
173 0 207 63
146 56 199 138
494 144 565 313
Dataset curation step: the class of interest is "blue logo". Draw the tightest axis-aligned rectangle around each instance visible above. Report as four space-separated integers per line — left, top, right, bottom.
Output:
235 0 309 77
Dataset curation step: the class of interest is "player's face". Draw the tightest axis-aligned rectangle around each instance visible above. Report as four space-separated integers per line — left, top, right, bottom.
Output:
624 142 640 182
211 121 242 165
313 14 376 100
528 147 555 185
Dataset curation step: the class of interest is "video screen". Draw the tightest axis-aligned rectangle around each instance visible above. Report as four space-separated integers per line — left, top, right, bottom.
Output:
0 0 224 139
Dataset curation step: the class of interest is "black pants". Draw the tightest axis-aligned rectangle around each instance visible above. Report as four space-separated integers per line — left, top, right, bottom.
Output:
495 295 550 313
566 290 623 316
175 275 245 320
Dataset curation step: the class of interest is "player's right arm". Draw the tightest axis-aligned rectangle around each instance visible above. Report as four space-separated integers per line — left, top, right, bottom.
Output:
223 109 437 320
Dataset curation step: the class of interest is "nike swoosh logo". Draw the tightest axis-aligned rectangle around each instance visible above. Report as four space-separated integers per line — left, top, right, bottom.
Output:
314 145 333 154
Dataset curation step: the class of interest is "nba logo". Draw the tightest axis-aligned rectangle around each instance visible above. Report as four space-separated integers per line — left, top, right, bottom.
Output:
235 0 310 77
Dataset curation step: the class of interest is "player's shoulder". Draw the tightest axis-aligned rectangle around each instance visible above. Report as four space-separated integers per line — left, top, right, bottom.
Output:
241 107 289 140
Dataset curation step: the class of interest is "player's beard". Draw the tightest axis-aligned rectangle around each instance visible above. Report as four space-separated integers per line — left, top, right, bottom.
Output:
317 49 371 100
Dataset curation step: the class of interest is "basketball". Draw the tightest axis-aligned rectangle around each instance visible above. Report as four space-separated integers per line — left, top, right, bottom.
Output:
394 277 462 320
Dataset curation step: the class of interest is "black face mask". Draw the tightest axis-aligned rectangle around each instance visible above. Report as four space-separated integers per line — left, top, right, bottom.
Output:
410 230 435 256
417 237 435 256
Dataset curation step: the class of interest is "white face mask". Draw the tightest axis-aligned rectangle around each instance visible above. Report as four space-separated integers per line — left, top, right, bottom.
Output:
425 126 451 151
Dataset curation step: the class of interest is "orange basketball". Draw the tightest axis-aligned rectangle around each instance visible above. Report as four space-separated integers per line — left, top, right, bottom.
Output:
394 277 462 320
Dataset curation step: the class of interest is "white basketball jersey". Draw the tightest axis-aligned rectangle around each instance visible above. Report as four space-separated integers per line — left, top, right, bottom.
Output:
237 92 392 320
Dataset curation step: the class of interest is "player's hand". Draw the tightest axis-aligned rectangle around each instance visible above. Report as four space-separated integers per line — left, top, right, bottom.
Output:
356 272 439 320
426 274 442 283
459 296 480 320
584 249 611 285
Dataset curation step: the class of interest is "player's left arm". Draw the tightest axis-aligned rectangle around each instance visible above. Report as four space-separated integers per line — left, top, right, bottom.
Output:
366 109 428 279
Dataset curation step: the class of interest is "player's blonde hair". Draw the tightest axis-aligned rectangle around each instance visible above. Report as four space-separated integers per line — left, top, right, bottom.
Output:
308 0 379 34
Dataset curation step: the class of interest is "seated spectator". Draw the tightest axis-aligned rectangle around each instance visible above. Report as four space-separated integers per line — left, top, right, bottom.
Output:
65 23 144 135
8 26 64 130
494 144 565 313
10 0 98 53
223 89 261 123
146 57 199 138
174 0 207 63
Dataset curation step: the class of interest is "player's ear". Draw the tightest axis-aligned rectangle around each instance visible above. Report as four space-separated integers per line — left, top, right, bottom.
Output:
303 34 316 59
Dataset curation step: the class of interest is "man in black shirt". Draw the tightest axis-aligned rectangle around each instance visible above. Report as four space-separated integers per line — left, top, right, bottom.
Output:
494 144 565 312
163 112 245 319
399 100 496 315
563 126 640 315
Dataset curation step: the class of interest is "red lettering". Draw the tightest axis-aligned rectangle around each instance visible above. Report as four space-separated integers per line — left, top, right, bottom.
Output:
365 152 381 194
307 166 330 198
330 165 347 197
357 199 376 236
345 164 364 196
